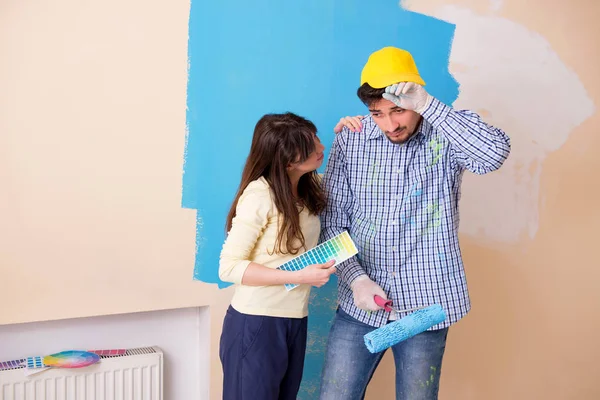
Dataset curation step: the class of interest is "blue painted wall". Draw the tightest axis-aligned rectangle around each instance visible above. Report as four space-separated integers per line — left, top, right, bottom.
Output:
184 1 458 397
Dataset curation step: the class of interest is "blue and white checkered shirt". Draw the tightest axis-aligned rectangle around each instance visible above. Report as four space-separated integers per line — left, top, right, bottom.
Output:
320 98 511 329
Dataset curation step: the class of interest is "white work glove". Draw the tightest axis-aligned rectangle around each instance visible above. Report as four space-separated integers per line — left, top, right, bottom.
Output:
350 275 387 312
382 82 433 115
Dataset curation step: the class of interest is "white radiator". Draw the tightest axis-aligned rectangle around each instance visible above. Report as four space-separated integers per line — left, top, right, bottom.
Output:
0 347 163 400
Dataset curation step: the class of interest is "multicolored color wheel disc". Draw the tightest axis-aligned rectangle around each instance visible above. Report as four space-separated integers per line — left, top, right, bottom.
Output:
43 350 100 368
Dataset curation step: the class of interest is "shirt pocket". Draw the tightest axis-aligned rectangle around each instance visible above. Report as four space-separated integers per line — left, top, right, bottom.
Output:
352 160 383 206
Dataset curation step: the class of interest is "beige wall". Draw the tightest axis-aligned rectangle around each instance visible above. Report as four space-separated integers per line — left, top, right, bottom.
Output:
1 0 598 399
0 0 211 324
0 1 233 397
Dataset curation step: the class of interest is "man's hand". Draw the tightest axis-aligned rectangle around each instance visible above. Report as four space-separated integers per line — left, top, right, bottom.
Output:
333 115 364 134
350 275 387 311
382 82 433 114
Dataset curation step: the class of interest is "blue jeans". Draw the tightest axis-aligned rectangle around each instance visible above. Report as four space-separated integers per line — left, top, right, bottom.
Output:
319 308 448 400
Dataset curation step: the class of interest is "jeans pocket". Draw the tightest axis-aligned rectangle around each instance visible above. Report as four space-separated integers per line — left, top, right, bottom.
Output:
220 307 243 363
337 307 367 327
241 314 265 358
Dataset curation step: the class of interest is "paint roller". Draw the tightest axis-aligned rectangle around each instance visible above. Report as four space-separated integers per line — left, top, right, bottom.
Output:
363 295 447 353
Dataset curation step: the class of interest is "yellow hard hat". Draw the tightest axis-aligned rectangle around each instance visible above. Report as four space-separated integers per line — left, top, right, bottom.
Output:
360 47 426 88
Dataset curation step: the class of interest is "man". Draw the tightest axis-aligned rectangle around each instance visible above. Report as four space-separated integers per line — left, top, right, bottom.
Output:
318 47 511 399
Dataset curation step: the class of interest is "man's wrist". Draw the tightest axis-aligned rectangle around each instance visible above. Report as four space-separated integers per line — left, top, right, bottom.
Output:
418 94 434 114
350 274 369 289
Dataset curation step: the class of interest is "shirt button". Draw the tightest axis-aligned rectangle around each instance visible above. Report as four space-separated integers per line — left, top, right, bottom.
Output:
391 246 397 252
391 220 397 225
397 169 402 174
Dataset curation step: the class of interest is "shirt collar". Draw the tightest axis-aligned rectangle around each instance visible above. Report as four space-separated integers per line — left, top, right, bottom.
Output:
363 115 432 146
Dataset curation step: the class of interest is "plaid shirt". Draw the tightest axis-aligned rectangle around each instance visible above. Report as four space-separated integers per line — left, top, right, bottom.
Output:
320 98 511 329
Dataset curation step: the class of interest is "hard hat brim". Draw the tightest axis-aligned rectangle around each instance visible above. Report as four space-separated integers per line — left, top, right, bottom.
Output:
363 72 426 89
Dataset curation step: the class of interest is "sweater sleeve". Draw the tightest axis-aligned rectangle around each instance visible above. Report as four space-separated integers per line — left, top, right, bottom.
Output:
218 182 272 284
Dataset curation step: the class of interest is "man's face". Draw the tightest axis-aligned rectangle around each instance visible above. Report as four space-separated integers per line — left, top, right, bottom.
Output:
369 98 422 144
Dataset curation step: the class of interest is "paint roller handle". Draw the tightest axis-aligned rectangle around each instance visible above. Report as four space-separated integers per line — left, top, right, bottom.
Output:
373 295 393 312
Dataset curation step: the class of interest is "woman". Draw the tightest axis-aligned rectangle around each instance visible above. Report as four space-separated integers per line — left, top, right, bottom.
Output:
218 112 336 400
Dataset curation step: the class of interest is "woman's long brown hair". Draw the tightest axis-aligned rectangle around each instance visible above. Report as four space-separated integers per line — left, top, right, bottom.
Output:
226 112 326 255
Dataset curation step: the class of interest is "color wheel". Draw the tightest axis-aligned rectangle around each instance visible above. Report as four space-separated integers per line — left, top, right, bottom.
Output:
43 350 100 368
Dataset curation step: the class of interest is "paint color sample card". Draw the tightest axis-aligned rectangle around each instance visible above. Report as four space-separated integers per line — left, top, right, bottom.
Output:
89 349 127 356
278 231 358 290
0 359 25 371
26 356 45 369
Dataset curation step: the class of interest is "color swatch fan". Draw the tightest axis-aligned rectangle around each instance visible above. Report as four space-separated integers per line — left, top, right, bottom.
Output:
278 231 358 290
43 350 100 368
